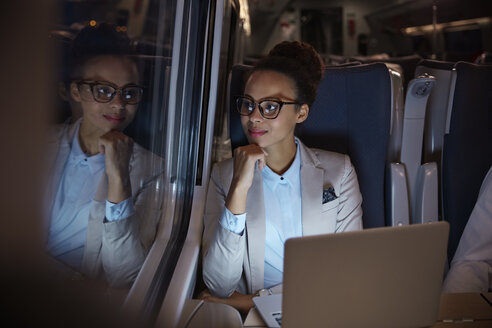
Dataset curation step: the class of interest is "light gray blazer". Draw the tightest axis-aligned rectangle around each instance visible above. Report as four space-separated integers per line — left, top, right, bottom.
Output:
44 120 164 287
202 138 363 298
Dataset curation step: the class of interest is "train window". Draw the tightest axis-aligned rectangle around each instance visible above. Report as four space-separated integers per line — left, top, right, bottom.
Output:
210 0 241 164
44 0 223 320
48 0 177 294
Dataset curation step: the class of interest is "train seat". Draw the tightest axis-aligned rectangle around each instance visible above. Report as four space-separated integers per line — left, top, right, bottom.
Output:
442 62 492 262
297 63 401 228
384 55 422 91
399 74 437 224
385 64 404 163
415 60 456 167
414 60 456 224
381 64 440 226
350 54 422 92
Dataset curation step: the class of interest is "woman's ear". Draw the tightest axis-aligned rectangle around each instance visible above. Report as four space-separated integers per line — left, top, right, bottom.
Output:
296 104 309 123
70 82 82 102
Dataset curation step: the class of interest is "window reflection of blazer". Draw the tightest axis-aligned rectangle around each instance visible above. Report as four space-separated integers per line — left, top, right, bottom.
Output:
202 138 363 298
44 120 164 287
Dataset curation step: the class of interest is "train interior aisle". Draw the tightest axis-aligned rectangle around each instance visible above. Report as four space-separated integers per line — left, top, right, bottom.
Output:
1 0 491 327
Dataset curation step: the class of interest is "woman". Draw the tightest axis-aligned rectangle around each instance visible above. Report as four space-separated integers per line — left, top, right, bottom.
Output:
45 23 163 287
201 41 363 313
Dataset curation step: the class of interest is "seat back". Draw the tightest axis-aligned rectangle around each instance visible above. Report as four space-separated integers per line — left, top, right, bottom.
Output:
297 63 392 228
349 54 422 91
383 55 422 91
386 65 405 163
415 59 456 166
442 61 492 261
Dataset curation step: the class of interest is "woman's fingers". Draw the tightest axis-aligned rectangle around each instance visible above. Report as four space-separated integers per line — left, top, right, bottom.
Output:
226 144 268 214
99 130 133 178
233 144 267 177
99 130 134 203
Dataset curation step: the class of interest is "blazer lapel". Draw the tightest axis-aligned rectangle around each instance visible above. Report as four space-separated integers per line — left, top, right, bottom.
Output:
297 138 337 236
43 122 78 241
298 138 342 235
300 155 324 236
245 165 266 294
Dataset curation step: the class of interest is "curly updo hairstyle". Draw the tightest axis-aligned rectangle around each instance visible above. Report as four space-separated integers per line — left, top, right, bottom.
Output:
251 41 324 107
71 23 135 80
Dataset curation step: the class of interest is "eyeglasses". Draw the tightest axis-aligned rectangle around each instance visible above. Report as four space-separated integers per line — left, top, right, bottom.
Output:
77 81 144 105
235 95 299 119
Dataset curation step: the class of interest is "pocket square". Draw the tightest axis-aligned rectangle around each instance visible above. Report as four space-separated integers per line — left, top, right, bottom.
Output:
322 187 337 204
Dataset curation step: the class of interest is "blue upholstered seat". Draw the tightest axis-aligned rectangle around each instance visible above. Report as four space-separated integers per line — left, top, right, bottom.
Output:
297 63 392 228
442 61 492 262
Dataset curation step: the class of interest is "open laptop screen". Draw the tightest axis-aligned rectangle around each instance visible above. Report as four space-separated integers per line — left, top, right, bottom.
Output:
281 222 449 328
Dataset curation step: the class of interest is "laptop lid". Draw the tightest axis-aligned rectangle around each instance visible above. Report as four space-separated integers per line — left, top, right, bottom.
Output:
282 222 449 328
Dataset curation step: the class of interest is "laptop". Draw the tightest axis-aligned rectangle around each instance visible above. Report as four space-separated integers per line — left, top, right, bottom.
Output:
253 221 449 328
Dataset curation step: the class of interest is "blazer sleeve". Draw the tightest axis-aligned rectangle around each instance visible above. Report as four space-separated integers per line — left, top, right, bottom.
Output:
202 162 247 298
335 155 363 232
100 212 145 287
443 167 492 293
100 153 164 287
442 261 491 293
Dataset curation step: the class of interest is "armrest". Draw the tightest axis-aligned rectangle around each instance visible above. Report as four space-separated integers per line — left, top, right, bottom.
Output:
414 162 439 223
387 163 410 226
181 301 242 328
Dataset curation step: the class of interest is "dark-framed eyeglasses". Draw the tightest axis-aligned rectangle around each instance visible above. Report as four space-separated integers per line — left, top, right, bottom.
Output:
235 95 300 119
77 81 144 105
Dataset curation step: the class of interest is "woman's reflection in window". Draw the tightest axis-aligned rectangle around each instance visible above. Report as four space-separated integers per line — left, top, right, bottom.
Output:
46 23 163 287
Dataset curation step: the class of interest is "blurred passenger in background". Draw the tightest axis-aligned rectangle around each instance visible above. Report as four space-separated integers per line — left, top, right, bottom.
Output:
474 52 492 64
45 23 163 287
443 167 492 293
